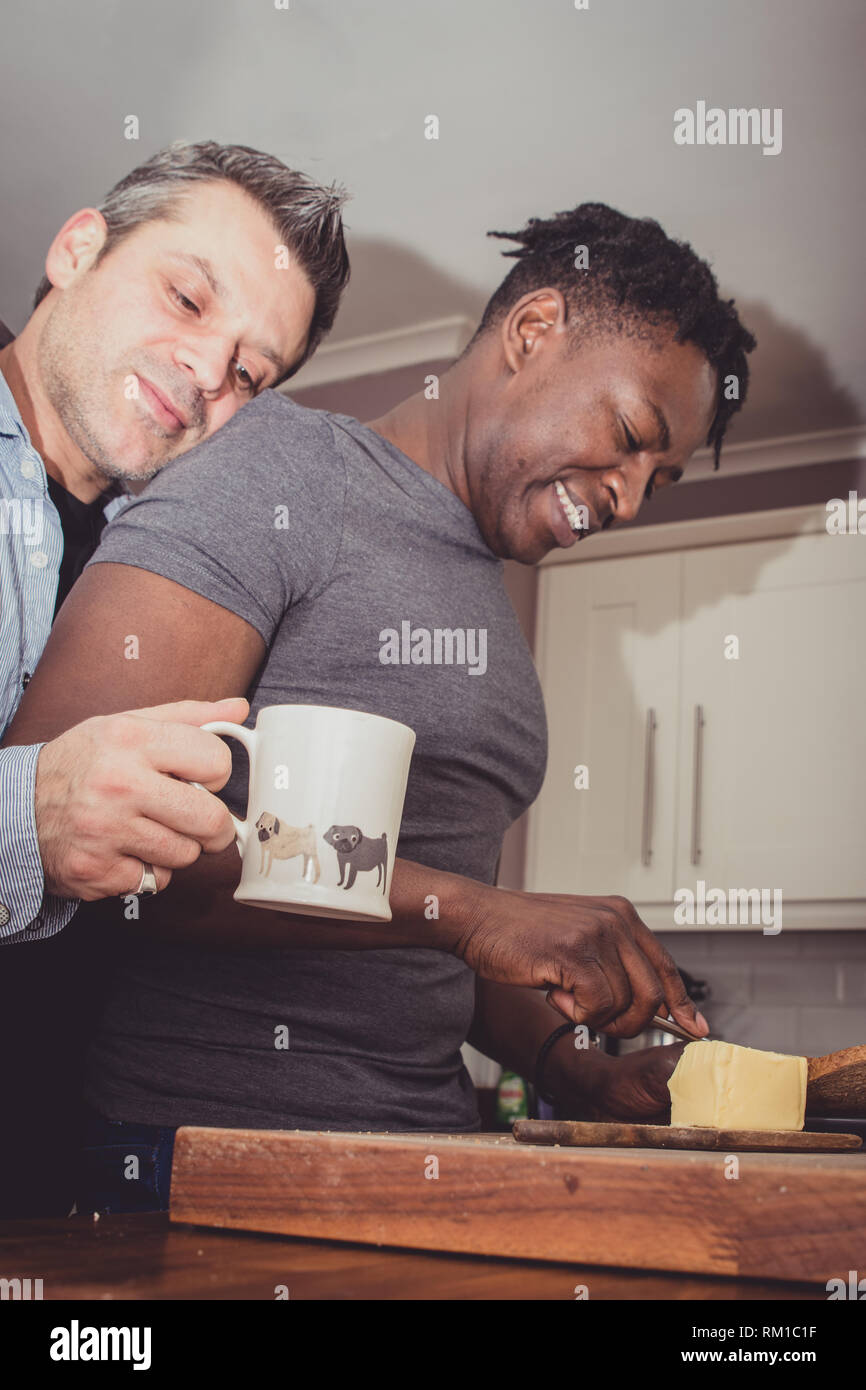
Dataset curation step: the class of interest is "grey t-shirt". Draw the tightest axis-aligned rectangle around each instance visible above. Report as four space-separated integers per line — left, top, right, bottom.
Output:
83 390 547 1132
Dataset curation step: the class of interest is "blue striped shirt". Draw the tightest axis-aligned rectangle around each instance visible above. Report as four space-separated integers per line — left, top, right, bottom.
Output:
0 364 127 942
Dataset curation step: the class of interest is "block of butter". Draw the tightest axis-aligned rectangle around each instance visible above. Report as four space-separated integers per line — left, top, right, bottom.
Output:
668 1040 807 1131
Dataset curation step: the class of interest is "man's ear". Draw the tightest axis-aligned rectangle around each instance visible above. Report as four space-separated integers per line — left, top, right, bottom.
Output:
501 288 568 374
42 208 110 296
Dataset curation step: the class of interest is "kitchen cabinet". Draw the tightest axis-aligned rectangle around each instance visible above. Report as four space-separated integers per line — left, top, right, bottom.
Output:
527 549 681 903
525 506 866 925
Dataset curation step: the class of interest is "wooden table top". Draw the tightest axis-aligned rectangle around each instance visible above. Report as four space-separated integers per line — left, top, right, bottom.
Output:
0 1213 825 1300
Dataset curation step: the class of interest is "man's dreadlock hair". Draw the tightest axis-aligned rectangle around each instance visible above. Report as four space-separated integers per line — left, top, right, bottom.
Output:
471 203 756 468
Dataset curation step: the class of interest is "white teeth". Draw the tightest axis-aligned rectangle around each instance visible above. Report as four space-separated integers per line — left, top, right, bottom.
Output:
555 480 586 535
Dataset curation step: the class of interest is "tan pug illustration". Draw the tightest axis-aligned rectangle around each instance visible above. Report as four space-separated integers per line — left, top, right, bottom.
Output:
255 813 320 882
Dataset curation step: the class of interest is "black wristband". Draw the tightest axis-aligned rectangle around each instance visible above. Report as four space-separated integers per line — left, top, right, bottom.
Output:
534 1022 574 1105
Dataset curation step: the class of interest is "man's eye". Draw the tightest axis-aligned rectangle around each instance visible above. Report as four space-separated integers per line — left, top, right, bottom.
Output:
621 420 640 451
234 362 257 392
170 286 199 313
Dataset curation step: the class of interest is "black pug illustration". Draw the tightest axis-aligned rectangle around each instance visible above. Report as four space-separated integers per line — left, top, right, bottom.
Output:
323 825 389 893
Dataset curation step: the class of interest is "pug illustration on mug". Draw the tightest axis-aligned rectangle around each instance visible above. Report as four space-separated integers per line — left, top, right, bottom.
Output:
323 824 388 893
255 813 320 883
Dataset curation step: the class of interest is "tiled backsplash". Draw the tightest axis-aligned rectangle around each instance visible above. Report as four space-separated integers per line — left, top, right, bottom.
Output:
657 931 866 1056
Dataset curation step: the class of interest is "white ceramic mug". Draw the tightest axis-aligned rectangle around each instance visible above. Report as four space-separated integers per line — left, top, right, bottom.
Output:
201 705 415 922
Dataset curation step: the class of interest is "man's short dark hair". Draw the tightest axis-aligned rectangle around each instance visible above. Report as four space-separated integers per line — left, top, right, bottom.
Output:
33 140 350 378
471 202 756 467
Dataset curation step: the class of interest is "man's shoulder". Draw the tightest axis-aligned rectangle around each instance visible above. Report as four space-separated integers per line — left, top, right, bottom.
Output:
238 386 336 436
148 390 347 499
203 389 341 466
91 390 351 623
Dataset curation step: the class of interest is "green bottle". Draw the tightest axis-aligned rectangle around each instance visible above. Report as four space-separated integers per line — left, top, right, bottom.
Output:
496 1070 528 1126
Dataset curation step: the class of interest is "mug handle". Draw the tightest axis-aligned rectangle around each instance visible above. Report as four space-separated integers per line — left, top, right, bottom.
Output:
190 720 258 857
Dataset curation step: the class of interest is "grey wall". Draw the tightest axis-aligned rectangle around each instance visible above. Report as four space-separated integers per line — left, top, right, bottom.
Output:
2 0 864 446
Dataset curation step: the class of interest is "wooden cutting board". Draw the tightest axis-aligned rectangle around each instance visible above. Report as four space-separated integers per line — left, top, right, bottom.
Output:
169 1126 866 1283
513 1119 862 1152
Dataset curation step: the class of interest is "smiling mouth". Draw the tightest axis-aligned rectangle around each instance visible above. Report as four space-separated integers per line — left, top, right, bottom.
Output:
554 479 593 538
138 376 188 431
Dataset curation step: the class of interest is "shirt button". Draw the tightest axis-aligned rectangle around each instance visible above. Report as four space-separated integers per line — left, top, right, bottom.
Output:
0 905 10 929
20 458 38 480
29 550 48 569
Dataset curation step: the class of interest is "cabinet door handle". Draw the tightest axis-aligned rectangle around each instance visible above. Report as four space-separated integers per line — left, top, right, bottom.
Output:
690 704 705 865
641 708 657 866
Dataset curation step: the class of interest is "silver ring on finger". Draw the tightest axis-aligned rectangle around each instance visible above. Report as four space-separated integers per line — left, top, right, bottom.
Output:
135 861 160 896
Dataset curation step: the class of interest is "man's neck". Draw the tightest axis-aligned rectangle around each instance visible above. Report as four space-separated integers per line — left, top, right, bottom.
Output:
365 361 472 510
0 331 110 503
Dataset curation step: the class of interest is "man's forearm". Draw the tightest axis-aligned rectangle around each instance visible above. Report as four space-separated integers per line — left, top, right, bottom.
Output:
467 976 613 1107
114 842 492 954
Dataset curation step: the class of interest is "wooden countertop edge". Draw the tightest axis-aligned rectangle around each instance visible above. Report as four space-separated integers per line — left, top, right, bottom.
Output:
168 1126 866 1285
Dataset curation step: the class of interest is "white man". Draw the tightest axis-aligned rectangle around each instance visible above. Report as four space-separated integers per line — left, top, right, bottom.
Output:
0 140 349 1212
0 139 349 940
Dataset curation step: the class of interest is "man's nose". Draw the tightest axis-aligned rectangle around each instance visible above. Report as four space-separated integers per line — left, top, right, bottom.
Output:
173 337 235 397
603 459 656 525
